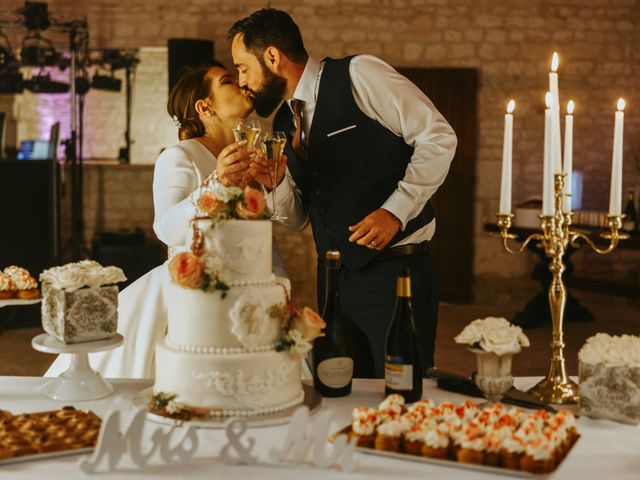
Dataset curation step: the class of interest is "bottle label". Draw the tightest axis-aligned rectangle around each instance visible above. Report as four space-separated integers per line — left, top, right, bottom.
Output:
317 357 354 388
385 358 413 391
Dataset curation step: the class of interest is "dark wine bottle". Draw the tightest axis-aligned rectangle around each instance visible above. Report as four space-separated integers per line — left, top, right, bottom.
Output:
312 251 354 397
384 267 423 403
622 190 637 233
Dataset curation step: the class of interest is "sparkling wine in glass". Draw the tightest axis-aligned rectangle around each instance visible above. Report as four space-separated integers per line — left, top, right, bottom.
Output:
233 119 261 149
261 131 287 221
232 119 261 186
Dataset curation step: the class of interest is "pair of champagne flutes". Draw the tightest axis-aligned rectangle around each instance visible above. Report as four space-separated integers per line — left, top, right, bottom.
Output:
233 119 287 221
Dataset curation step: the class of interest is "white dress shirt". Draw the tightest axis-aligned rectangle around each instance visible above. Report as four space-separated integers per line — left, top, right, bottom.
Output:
269 55 457 247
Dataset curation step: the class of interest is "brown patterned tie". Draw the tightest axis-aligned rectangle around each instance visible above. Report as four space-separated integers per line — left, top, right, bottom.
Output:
291 98 306 159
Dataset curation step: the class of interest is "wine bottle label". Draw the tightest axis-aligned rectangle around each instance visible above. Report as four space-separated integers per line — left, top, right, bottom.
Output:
385 362 413 391
317 357 354 388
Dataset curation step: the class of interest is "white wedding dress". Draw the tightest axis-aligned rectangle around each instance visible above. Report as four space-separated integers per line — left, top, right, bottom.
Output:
45 139 310 379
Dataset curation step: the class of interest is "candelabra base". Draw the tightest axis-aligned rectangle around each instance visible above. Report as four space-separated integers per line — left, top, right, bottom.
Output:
527 376 579 405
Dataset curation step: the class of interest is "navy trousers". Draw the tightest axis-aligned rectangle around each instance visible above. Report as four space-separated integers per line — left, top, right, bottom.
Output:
316 250 439 378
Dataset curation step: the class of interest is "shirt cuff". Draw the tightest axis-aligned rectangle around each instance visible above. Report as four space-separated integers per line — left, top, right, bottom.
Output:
381 190 416 231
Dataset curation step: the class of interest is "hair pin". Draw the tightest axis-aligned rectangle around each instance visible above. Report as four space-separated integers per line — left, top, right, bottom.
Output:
172 115 182 128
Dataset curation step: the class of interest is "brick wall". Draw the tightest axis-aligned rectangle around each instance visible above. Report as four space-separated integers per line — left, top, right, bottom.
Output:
3 0 639 306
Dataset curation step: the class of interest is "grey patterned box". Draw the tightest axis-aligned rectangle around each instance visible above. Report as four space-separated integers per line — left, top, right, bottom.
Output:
579 362 640 425
41 282 119 344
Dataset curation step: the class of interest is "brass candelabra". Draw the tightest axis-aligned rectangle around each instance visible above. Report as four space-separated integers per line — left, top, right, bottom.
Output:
495 174 628 404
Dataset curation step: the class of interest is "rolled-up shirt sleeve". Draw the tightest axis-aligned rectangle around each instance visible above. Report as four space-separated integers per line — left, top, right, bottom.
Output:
152 146 199 246
349 55 458 229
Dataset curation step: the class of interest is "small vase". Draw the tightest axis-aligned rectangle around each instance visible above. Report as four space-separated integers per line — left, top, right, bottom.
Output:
469 348 515 404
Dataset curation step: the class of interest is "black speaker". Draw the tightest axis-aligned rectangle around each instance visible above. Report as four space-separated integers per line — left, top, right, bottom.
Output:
168 38 215 92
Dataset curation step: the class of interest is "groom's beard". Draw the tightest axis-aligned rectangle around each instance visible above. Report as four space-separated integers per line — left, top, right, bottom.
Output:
250 64 287 117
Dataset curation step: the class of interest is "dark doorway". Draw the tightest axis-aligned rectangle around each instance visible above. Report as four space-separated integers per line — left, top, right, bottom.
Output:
396 68 478 303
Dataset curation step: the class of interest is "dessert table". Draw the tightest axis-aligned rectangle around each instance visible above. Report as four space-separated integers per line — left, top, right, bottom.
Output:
0 376 638 479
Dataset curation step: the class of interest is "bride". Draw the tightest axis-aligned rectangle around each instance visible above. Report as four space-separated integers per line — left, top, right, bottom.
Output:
45 61 299 379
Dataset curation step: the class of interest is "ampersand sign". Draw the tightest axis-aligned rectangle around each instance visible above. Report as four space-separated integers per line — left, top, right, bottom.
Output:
219 418 258 465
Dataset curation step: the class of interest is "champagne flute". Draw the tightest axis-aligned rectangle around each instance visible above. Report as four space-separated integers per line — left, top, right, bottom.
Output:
261 131 288 221
233 119 261 186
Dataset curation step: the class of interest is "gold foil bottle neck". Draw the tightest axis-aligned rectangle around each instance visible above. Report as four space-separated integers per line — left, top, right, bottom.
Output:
326 251 341 261
397 277 411 297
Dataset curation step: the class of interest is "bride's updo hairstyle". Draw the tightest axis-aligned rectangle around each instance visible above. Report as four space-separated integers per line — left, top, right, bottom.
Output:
167 60 226 141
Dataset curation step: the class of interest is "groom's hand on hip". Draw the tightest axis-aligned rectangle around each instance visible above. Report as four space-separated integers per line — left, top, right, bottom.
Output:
348 208 401 250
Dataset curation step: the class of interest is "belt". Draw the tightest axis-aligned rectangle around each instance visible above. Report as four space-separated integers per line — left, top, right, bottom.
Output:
369 241 430 266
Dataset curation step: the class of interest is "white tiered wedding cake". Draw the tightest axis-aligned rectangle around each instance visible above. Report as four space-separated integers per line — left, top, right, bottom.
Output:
151 185 324 418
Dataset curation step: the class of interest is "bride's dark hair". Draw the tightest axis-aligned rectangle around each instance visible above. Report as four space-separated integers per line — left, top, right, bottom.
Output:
167 60 226 140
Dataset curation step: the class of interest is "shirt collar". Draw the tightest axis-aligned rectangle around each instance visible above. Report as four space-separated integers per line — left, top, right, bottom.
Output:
291 56 320 106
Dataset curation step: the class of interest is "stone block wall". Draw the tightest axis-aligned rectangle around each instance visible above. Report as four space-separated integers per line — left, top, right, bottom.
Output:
3 0 639 306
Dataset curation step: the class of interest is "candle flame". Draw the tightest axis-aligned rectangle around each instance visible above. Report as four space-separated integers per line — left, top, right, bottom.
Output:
545 92 553 108
617 98 625 111
567 100 575 114
507 99 515 113
551 52 559 72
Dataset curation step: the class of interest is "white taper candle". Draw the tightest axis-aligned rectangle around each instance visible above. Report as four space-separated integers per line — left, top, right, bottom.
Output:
543 93 555 216
609 98 625 216
499 100 516 215
562 101 574 212
549 52 563 175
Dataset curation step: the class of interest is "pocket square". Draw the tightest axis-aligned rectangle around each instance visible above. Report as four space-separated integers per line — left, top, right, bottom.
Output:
326 124 357 137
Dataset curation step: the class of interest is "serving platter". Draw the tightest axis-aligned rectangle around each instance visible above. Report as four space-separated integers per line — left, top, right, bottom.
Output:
329 426 580 478
0 409 100 466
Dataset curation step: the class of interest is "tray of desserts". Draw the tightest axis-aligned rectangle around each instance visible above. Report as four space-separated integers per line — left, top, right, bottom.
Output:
0 406 101 466
330 395 579 477
0 266 41 305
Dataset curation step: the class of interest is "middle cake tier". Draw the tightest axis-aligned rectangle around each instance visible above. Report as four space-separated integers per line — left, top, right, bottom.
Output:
166 280 288 351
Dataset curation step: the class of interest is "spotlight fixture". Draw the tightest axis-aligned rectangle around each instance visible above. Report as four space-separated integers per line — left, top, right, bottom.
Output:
21 34 59 67
22 2 50 32
91 74 122 92
24 73 69 93
0 70 24 94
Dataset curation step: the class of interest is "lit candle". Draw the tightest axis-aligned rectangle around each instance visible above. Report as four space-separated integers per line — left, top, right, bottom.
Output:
562 100 574 213
549 52 563 174
609 98 625 216
543 92 554 216
499 99 516 215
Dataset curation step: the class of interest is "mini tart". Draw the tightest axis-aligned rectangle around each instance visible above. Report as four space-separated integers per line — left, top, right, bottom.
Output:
16 288 40 300
521 438 555 474
483 434 502 466
0 274 15 299
500 434 525 470
457 435 485 464
350 408 378 448
421 425 450 459
374 420 405 452
402 420 432 455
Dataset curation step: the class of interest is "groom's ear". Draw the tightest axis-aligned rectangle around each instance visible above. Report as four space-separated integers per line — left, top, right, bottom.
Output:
263 46 281 72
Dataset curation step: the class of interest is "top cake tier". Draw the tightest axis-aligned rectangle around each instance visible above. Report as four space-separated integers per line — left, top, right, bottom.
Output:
195 219 273 284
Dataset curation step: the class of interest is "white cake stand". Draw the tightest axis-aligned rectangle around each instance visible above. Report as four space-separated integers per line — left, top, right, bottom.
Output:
32 333 123 401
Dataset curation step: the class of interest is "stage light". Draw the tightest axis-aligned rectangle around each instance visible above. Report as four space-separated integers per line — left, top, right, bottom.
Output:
21 32 59 67
91 74 121 92
22 2 50 31
24 73 69 93
0 71 24 94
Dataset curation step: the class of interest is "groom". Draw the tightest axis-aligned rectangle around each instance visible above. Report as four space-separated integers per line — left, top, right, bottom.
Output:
230 8 457 378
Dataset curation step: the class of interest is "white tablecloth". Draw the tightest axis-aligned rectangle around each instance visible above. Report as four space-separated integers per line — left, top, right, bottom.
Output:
0 376 638 479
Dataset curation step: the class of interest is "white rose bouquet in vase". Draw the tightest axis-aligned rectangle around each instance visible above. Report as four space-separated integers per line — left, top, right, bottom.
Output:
455 317 530 404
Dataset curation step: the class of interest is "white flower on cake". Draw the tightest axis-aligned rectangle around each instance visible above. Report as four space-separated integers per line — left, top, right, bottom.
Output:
211 182 243 203
579 333 640 367
455 316 530 355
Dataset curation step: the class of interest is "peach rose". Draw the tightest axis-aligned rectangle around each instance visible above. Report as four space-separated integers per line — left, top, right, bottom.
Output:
198 191 227 217
168 252 204 289
291 307 326 341
235 187 266 219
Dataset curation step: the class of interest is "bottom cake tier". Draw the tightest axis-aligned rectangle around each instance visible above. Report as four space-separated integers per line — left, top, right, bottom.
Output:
154 339 304 416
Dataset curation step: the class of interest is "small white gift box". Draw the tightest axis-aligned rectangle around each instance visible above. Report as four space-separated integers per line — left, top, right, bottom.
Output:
41 282 119 344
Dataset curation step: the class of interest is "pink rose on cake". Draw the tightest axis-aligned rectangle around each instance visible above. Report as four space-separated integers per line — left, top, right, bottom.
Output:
169 252 205 289
235 187 266 220
198 191 227 217
291 306 326 341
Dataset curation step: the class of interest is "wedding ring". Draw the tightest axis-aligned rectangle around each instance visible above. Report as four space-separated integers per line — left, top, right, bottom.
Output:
370 240 377 246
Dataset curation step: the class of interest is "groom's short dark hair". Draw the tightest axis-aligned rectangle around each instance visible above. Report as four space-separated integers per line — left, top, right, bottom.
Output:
228 8 308 64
